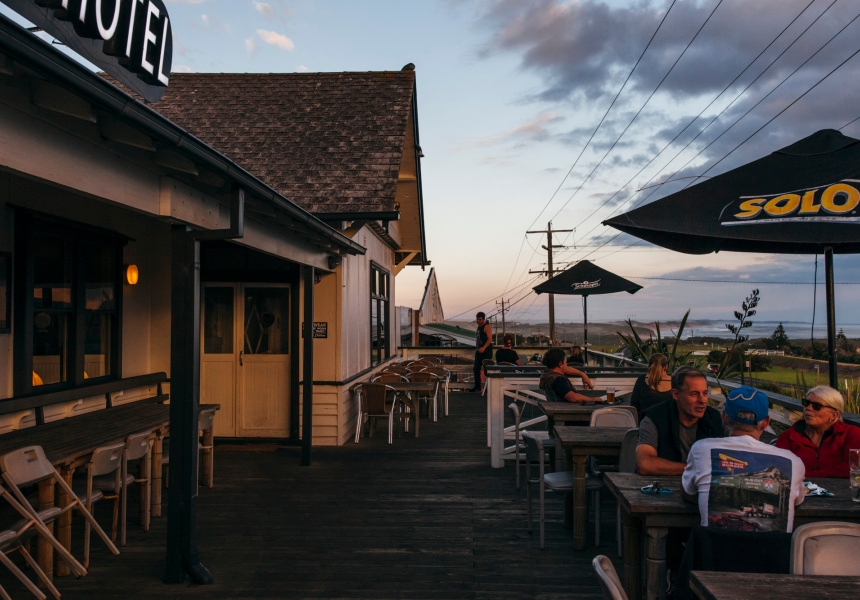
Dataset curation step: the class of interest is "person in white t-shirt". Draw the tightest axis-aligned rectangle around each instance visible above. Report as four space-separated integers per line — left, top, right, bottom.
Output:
681 385 806 533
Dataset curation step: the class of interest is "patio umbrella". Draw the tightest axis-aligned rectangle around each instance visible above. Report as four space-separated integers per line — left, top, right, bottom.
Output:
533 259 642 362
604 128 860 387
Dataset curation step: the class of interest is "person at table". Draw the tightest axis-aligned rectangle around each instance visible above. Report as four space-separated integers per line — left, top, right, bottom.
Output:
568 345 584 366
495 334 522 366
776 385 860 478
631 353 673 422
538 348 595 402
636 365 723 475
469 312 493 393
682 385 806 532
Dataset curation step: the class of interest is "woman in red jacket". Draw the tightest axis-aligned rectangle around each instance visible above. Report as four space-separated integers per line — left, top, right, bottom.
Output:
776 385 860 478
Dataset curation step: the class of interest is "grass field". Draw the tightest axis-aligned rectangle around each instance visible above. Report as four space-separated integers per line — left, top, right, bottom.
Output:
748 366 824 387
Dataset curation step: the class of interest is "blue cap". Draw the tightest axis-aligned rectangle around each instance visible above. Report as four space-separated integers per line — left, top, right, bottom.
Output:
725 386 769 424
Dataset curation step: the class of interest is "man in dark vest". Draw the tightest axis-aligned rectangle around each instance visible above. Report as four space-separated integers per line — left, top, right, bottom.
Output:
469 312 493 393
636 365 723 475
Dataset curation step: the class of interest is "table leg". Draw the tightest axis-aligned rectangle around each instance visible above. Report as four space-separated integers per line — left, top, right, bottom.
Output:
201 424 214 488
37 478 55 580
444 380 449 416
413 398 420 437
645 525 668 600
151 433 164 518
621 510 642 600
54 468 74 577
572 455 588 550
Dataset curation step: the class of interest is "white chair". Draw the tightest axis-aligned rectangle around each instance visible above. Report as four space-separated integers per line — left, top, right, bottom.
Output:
592 554 628 600
522 431 601 549
93 431 153 546
615 428 639 557
790 521 860 575
74 442 124 568
590 407 638 428
508 402 554 490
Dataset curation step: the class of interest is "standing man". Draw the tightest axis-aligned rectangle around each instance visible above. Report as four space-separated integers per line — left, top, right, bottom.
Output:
636 366 723 475
470 312 493 393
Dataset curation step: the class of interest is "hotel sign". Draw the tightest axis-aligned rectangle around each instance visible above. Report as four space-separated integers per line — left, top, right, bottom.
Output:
3 0 173 102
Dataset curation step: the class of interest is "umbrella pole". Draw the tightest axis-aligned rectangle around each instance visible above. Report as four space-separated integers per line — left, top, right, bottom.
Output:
825 247 838 389
583 295 588 364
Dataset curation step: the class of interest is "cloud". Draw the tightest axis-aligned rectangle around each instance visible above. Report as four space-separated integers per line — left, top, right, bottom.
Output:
295 65 308 72
245 37 257 54
253 2 275 19
174 64 194 73
470 110 564 149
165 0 207 4
256 29 294 50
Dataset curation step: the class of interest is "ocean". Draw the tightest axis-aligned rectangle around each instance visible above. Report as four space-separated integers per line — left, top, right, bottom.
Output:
682 320 860 341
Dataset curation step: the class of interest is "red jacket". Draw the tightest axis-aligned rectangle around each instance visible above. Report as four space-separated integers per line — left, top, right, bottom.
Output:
776 420 860 478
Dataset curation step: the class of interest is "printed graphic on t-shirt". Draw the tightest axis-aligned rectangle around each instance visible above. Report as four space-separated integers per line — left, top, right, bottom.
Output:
707 448 793 532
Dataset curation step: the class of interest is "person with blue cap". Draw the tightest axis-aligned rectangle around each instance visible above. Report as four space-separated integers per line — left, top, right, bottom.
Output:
681 385 806 533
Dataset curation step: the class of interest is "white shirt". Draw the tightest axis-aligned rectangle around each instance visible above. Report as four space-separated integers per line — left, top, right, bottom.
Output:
682 434 806 532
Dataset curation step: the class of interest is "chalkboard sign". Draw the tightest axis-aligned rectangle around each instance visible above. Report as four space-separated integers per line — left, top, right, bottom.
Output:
313 322 327 339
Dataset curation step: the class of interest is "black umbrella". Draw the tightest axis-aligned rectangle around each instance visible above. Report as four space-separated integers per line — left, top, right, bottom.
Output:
533 259 642 361
604 128 860 387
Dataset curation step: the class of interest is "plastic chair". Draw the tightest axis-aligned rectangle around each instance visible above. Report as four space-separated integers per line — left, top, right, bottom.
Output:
74 442 124 568
353 383 402 444
522 431 601 549
0 446 116 572
508 402 554 490
198 407 216 488
615 428 639 557
592 554 628 600
93 431 152 546
590 407 638 428
790 521 860 575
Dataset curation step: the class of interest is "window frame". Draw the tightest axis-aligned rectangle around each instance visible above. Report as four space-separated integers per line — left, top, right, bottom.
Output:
369 262 390 367
13 212 124 395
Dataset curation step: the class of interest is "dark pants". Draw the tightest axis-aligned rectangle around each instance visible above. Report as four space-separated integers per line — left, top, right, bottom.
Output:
473 349 492 389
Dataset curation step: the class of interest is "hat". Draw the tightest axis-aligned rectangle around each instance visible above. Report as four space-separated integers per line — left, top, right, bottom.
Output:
724 386 769 424
503 334 514 347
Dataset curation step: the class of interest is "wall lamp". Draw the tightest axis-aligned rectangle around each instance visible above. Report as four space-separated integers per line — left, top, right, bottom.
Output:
125 264 139 285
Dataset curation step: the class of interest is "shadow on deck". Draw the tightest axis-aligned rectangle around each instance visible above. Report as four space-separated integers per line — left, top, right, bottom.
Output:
1 392 623 599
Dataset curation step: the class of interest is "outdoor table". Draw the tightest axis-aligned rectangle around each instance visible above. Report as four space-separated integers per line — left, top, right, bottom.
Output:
0 401 216 579
552 426 629 550
690 571 860 600
604 472 860 600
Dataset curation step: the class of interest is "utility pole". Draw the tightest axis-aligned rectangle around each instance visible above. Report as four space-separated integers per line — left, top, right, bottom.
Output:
495 298 507 339
528 221 572 346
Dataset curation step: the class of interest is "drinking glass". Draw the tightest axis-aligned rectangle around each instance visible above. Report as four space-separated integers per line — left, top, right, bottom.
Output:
606 386 616 404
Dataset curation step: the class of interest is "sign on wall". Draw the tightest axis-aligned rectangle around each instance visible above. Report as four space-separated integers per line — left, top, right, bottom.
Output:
3 0 172 102
313 322 328 339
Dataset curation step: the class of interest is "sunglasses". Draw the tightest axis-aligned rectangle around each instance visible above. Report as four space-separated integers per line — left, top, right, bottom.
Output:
640 482 672 495
802 398 832 411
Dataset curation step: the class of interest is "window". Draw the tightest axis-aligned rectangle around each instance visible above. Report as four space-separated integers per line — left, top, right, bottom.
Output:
16 216 122 393
370 264 389 366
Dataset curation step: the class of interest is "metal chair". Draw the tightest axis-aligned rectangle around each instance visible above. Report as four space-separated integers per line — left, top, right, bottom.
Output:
615 428 639 557
372 372 408 384
508 402 554 490
92 431 152 546
353 383 402 444
419 366 451 417
0 445 116 574
74 442 124 568
790 521 860 575
592 554 628 600
408 371 440 421
522 431 601 549
480 359 495 395
382 365 412 376
198 407 217 489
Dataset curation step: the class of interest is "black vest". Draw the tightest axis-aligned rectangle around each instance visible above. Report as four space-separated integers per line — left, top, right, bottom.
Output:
644 399 723 462
476 323 491 352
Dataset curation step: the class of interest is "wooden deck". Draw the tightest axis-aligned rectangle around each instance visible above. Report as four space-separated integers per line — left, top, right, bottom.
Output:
0 391 622 599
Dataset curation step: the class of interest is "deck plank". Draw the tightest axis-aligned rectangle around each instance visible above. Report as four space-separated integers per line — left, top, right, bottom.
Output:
0 392 621 598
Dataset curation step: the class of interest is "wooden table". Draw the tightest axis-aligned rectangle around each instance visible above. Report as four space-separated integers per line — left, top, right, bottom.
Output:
552 426 630 550
691 571 860 600
605 473 860 600
540 401 636 429
380 382 437 437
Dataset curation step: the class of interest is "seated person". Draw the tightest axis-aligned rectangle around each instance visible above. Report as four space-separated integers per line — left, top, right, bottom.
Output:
538 348 594 402
631 353 673 421
568 345 584 366
495 334 523 366
776 385 860 478
636 366 723 475
682 386 805 532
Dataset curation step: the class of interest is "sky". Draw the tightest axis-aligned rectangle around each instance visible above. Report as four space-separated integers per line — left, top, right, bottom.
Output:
4 0 860 329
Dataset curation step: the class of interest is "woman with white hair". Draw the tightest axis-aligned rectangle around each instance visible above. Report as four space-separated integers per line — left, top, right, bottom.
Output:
776 385 860 477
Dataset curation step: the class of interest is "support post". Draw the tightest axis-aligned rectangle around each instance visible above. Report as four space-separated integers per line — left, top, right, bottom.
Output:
166 225 212 584
583 295 589 364
301 265 314 466
825 247 838 389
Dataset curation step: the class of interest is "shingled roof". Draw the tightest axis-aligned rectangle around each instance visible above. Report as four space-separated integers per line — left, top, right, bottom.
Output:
150 70 417 216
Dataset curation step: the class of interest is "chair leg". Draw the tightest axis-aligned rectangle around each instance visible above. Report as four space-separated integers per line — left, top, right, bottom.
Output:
539 479 545 549
617 503 622 558
16 544 59 600
593 490 601 547
354 409 363 443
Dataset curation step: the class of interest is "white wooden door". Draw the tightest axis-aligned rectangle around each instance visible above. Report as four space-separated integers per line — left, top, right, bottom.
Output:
201 284 291 438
